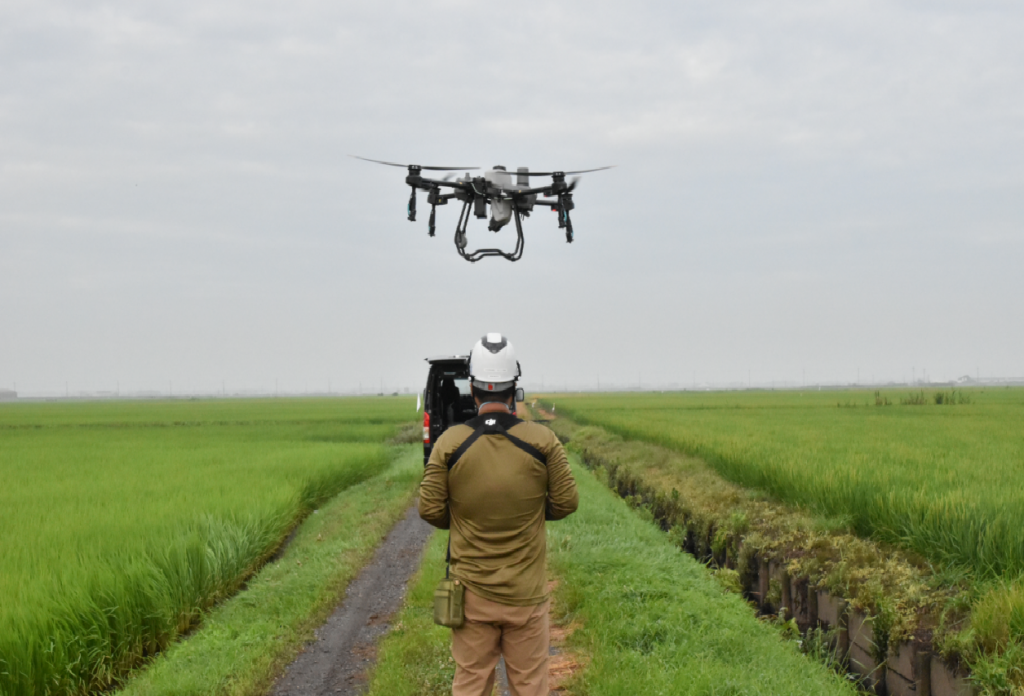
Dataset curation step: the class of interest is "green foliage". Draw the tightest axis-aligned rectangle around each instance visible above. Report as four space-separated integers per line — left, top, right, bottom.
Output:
900 390 930 405
935 389 973 405
0 397 416 696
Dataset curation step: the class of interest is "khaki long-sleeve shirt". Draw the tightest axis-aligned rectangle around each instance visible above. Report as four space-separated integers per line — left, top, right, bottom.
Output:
419 411 578 606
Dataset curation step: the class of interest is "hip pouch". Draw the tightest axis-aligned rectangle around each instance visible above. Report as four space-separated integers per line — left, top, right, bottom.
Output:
433 577 465 628
434 534 464 627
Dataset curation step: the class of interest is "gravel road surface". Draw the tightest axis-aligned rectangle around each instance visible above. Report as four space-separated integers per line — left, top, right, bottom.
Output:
271 503 433 696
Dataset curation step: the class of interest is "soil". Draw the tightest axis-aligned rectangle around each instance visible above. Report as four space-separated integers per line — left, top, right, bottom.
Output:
270 503 433 696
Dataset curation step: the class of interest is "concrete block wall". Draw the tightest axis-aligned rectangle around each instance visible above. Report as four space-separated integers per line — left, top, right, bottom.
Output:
750 557 977 696
848 611 885 693
930 658 974 696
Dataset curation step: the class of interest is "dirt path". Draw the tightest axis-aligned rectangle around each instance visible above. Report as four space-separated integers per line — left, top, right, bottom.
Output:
271 503 433 696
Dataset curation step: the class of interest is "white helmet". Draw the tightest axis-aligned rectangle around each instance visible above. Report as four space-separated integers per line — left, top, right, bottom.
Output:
469 333 521 392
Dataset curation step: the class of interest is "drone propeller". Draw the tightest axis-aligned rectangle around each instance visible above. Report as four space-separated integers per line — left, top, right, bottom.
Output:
350 155 478 171
566 176 582 192
511 166 614 177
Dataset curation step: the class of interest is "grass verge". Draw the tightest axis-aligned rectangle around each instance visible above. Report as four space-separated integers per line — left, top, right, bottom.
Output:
363 530 455 696
113 445 423 696
546 456 857 695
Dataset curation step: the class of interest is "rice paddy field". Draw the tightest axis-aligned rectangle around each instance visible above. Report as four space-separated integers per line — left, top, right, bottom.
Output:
548 387 1024 685
549 388 1024 577
0 397 416 696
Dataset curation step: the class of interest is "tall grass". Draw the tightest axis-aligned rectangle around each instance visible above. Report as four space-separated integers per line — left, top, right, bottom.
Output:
551 388 1024 578
0 397 415 696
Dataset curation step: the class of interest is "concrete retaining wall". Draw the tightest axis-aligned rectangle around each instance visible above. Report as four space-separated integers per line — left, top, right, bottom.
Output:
748 556 976 696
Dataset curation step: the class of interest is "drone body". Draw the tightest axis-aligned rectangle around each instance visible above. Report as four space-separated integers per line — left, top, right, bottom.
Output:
353 156 612 262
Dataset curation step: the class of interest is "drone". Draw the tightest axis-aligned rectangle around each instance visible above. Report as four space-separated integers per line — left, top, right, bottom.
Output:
353 156 612 262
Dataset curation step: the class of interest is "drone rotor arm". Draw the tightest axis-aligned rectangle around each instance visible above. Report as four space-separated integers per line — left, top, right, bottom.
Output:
416 176 472 191
504 185 552 197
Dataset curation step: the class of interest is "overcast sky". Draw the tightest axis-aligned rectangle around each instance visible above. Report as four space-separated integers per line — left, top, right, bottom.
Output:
1 0 1021 396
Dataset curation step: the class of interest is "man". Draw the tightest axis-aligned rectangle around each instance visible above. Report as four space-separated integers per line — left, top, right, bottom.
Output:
420 333 578 696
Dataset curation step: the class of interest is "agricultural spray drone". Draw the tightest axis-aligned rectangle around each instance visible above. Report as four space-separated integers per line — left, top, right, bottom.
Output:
352 156 613 262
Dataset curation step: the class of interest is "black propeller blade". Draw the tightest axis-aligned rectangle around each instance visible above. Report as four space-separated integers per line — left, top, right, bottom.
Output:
350 155 479 171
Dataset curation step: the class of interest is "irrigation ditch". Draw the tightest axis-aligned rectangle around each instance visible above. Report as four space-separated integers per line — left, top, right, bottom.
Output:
535 406 978 696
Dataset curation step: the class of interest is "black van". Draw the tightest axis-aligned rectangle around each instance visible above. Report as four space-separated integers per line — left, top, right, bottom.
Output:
421 355 523 465
422 356 473 465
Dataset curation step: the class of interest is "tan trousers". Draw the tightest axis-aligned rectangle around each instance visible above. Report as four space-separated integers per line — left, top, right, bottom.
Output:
451 590 549 696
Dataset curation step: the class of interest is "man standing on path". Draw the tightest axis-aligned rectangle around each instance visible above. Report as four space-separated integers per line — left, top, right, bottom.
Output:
420 333 578 696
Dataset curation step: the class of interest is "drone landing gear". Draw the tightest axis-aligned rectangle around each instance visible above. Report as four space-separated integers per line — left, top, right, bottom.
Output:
453 202 525 263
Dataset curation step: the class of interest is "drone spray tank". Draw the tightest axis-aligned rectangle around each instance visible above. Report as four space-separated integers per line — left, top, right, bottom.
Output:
485 166 514 232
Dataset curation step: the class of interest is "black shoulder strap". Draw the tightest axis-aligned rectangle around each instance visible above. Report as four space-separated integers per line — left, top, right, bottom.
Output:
447 426 486 470
447 412 547 469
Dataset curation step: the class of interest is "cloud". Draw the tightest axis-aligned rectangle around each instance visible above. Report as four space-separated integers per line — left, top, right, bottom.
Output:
1 0 1022 393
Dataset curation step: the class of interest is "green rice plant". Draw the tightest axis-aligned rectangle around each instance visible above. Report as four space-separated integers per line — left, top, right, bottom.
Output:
547 388 1024 692
549 389 1024 578
0 397 416 696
